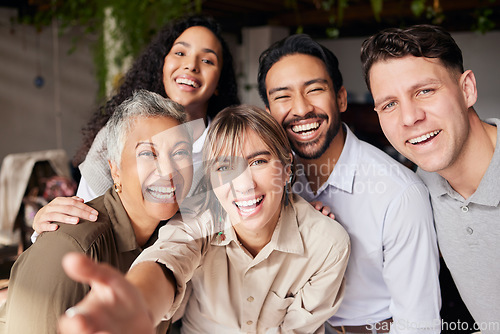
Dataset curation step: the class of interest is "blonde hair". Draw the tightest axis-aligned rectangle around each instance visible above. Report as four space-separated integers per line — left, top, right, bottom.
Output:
198 105 294 222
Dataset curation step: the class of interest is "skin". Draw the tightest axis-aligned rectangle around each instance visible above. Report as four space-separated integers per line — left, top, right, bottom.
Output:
58 130 294 333
109 117 193 246
264 53 347 193
369 56 497 198
211 130 290 256
162 26 223 123
33 26 223 231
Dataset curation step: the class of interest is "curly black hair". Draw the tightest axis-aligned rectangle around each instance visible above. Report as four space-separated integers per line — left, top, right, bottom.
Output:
73 14 240 166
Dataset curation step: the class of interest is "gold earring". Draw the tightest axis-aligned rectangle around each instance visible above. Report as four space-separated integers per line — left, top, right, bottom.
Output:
113 182 122 193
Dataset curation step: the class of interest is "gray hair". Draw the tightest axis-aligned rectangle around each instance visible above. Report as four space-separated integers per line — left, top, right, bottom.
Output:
106 90 186 166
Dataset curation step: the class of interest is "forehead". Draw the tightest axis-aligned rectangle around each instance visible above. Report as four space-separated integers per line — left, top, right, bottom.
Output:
126 117 187 145
214 129 271 159
266 54 330 88
370 56 456 95
174 26 222 54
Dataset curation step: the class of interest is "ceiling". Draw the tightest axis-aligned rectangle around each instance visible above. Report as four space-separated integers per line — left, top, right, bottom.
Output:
200 0 500 38
2 0 500 39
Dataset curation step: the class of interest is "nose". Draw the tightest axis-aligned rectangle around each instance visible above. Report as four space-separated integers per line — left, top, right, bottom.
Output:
183 54 199 73
233 167 256 195
400 101 425 126
154 156 177 179
292 94 314 117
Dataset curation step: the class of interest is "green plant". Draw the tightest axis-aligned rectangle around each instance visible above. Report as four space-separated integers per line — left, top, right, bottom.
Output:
21 0 200 98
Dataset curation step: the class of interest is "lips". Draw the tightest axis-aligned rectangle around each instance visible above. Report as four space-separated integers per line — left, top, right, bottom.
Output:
287 119 323 141
233 195 264 215
143 179 180 204
408 130 441 145
175 76 200 88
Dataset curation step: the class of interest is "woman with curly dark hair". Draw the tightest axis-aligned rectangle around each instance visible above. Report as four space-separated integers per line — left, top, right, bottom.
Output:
32 14 239 233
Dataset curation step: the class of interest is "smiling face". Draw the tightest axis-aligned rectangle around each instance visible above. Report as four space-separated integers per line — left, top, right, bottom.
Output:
162 26 223 119
210 130 289 238
111 116 193 226
369 55 477 174
264 54 347 160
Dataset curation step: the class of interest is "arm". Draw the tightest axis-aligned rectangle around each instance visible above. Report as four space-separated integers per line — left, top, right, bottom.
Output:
382 183 441 333
2 231 92 334
32 196 98 234
58 254 175 334
280 228 350 333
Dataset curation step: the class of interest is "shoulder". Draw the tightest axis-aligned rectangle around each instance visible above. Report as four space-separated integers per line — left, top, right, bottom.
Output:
292 195 350 249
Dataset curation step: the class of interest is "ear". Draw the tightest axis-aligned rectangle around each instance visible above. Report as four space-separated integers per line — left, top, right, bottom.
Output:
460 70 477 108
109 160 121 185
265 106 272 114
336 86 348 113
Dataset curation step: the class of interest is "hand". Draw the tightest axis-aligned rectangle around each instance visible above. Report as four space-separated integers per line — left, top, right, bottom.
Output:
310 201 335 220
32 196 98 234
58 253 155 334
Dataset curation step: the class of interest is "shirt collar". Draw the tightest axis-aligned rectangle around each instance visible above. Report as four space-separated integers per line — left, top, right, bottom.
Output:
210 200 304 255
314 123 357 195
192 118 211 154
418 118 500 206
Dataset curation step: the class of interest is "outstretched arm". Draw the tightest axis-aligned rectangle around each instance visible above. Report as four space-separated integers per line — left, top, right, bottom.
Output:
58 253 175 334
32 196 98 234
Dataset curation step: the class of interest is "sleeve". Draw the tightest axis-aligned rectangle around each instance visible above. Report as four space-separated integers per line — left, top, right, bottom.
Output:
78 126 113 198
131 213 211 320
280 225 351 334
1 230 91 334
382 182 442 334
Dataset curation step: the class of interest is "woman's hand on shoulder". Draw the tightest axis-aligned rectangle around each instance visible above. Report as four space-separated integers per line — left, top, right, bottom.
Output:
32 196 98 234
310 201 336 220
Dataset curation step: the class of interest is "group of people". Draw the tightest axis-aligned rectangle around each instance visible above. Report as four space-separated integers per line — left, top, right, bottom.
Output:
0 13 498 334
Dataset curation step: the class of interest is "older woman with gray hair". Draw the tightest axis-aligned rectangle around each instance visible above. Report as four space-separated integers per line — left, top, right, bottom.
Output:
0 90 193 334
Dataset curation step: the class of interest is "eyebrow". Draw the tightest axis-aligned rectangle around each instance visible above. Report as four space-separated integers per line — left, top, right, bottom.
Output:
267 78 329 96
173 41 220 61
375 78 441 105
136 140 192 149
245 150 272 161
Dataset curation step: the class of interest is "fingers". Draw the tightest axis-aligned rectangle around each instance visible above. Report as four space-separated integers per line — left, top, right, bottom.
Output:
61 253 116 286
310 201 336 220
32 197 98 234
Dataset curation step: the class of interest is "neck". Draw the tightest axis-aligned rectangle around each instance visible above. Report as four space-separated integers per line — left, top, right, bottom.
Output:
232 210 281 258
119 196 159 248
439 110 497 199
296 126 346 193
184 105 208 142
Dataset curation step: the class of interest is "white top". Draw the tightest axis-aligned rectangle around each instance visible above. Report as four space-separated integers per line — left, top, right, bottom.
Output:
133 195 350 334
292 124 441 333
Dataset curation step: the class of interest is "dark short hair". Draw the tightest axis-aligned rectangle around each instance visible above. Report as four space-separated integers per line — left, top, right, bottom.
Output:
258 34 343 108
360 24 464 91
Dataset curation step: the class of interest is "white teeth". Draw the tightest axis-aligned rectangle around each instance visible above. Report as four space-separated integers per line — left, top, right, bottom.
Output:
292 122 320 134
408 130 441 144
234 196 263 208
176 77 199 88
147 185 176 199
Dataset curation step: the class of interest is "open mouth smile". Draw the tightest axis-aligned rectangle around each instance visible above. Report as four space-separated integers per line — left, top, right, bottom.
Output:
146 185 176 200
175 77 200 88
408 130 441 145
291 121 321 136
234 195 264 214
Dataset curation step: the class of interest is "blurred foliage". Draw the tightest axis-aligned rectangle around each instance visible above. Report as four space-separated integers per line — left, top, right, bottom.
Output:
20 0 199 98
310 0 496 38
